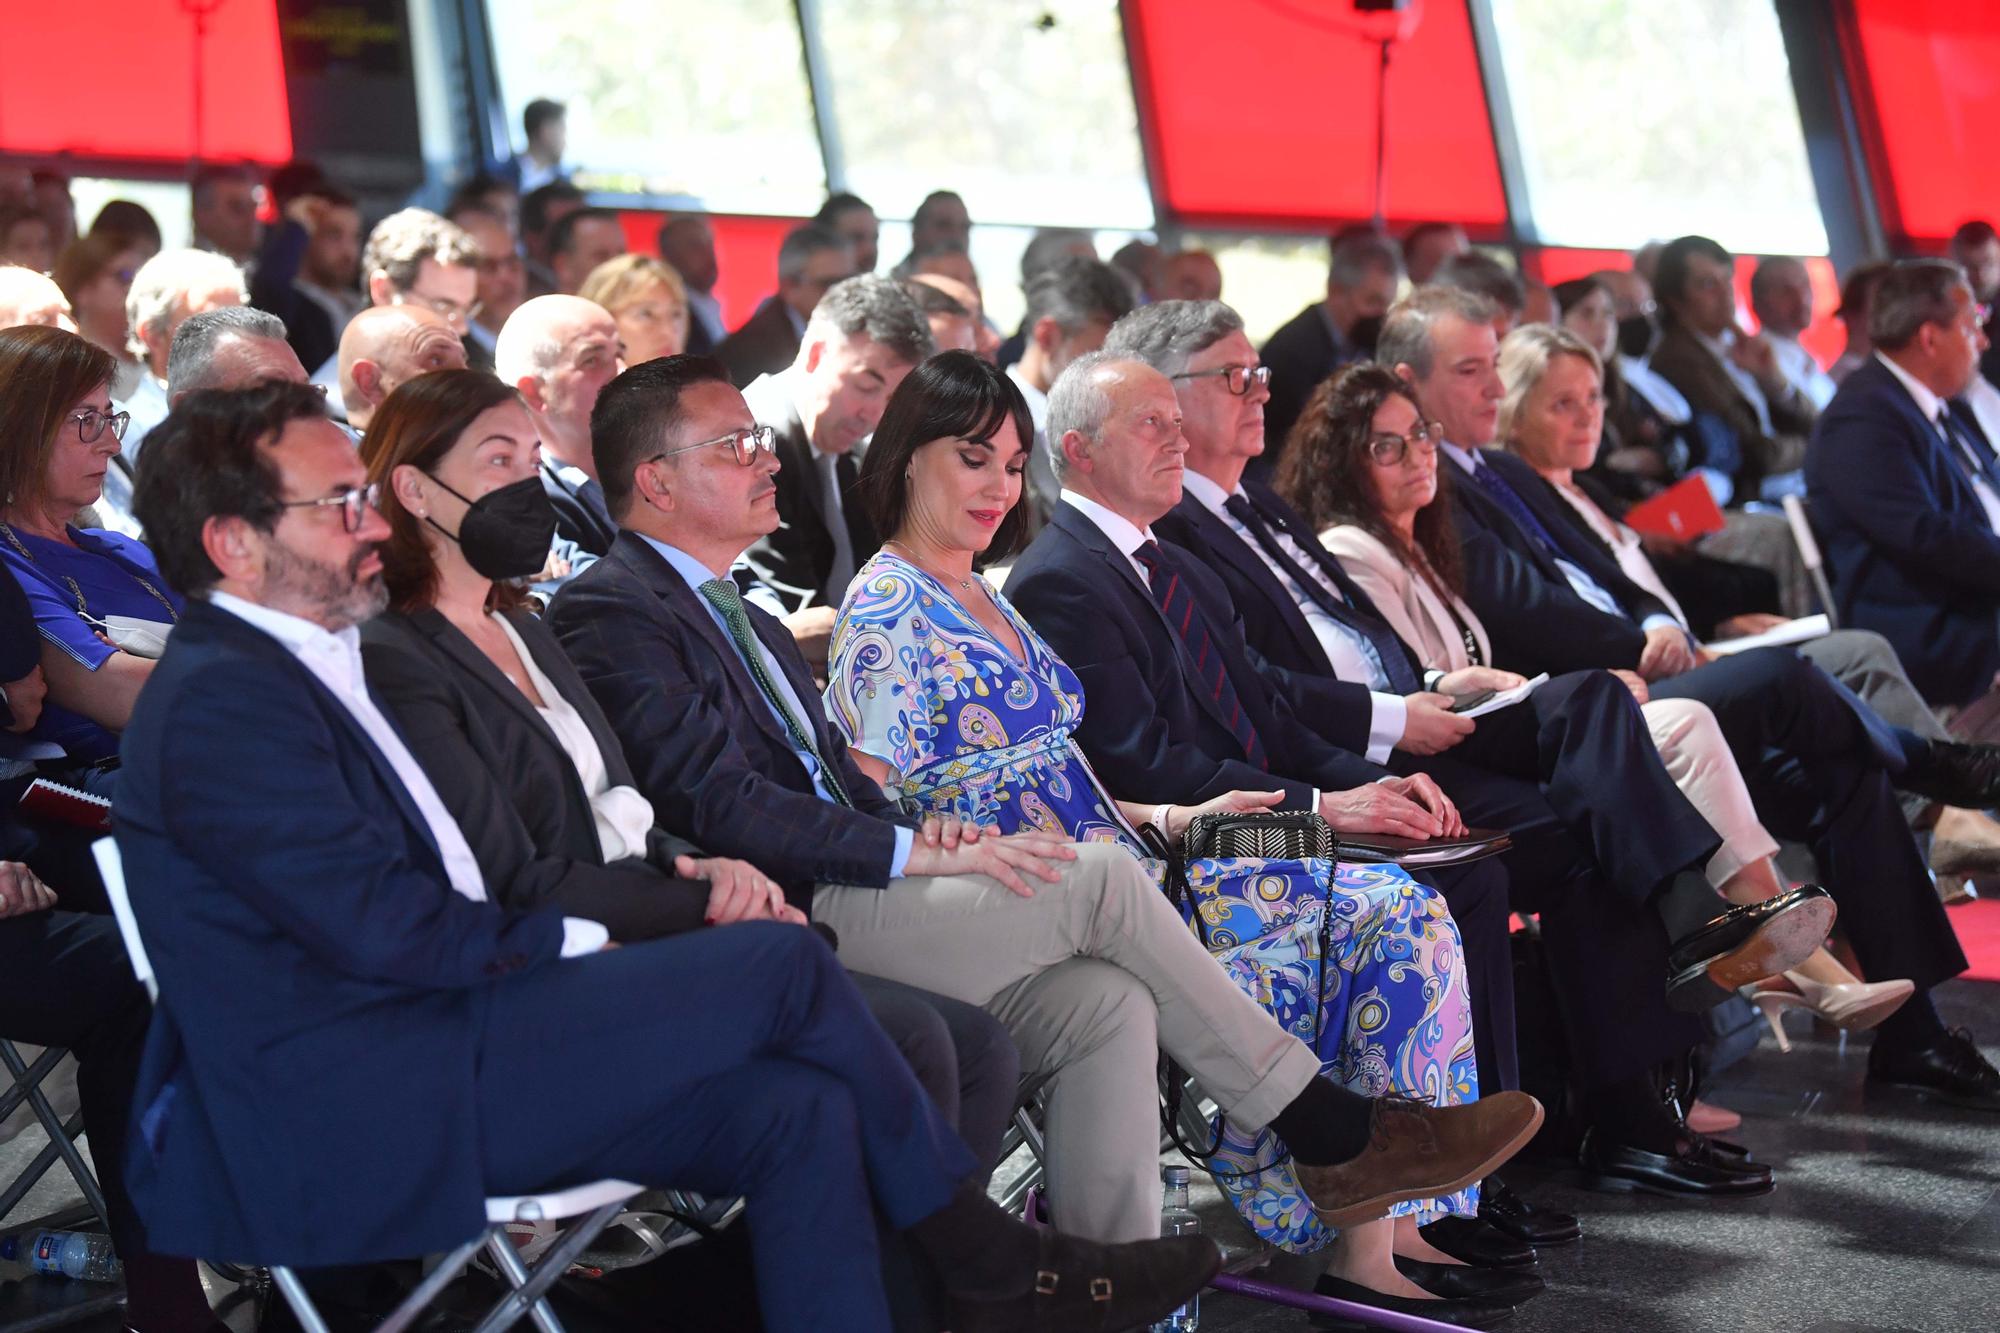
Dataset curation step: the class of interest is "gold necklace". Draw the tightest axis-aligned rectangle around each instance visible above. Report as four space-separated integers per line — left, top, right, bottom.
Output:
1 521 182 624
884 540 974 592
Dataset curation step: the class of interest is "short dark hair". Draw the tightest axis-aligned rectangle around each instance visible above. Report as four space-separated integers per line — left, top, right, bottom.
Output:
1025 257 1133 336
190 163 254 206
808 275 935 366
1401 221 1462 267
1837 258 1892 325
132 382 330 596
913 191 965 230
87 199 163 252
524 98 566 141
447 172 516 218
548 206 620 258
266 160 328 211
857 350 1035 560
904 279 970 320
1653 234 1734 311
1950 220 1998 259
1433 251 1523 313
592 354 734 521
778 223 851 282
521 181 586 240
1551 274 1610 313
814 192 873 227
1870 259 1968 351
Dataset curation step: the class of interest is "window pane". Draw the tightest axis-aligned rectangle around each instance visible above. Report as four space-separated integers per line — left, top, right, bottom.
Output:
485 0 825 214
813 0 1153 229
1488 0 1827 255
1173 233 1334 348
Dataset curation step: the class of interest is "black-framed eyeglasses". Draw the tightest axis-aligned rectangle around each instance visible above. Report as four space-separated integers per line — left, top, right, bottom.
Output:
277 482 380 533
1169 364 1272 396
1366 419 1444 466
647 425 778 467
69 408 131 444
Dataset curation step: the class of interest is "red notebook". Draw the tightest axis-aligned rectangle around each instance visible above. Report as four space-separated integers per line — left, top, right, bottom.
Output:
17 778 112 833
1623 476 1727 541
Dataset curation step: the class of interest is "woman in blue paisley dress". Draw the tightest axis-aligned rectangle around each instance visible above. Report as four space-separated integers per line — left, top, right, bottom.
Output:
823 351 1486 1310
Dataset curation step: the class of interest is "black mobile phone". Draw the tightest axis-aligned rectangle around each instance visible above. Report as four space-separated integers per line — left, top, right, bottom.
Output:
1447 688 1497 714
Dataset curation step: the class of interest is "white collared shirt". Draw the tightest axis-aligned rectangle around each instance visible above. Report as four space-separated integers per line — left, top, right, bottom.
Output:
1879 351 2000 533
1771 334 1837 411
1180 469 1404 761
207 591 608 955
1617 354 1692 424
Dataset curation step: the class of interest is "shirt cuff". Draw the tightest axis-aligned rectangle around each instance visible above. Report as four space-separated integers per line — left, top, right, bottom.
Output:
888 824 914 879
1639 614 1690 644
1366 692 1407 764
560 917 611 957
1422 668 1446 692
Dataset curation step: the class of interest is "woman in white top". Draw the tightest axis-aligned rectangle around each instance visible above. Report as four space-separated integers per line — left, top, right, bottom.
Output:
1282 361 1911 1048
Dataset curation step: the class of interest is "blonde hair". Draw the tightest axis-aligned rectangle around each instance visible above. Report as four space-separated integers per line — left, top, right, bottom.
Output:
1496 322 1602 446
578 253 687 318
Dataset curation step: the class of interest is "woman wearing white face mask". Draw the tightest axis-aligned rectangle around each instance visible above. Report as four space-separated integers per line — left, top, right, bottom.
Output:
0 325 182 787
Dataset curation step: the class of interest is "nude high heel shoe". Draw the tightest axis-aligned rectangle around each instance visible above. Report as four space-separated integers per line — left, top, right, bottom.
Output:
1751 971 1916 1053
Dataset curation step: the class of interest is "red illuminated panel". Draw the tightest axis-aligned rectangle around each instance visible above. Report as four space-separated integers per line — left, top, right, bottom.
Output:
620 212 802 332
1125 0 1506 231
1846 0 2000 245
1525 249 1632 284
1 2 291 163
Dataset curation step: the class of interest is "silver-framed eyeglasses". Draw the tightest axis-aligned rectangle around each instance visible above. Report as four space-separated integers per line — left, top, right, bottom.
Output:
277 482 381 533
70 408 131 444
647 425 778 467
392 290 484 324
1367 419 1444 466
1169 364 1271 396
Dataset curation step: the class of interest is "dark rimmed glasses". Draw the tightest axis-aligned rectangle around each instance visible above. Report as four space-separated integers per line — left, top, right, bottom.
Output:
277 482 381 532
647 425 778 467
1367 419 1444 466
1169 364 1272 396
69 408 132 444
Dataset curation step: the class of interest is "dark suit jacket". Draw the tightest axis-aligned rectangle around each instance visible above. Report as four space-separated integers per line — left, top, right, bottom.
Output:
1648 322 1814 498
1005 503 1389 811
360 607 710 941
1806 357 2000 705
1257 303 1354 479
549 532 917 905
113 600 566 1265
248 219 342 376
1 560 34 725
714 297 802 389
734 371 881 613
540 458 619 559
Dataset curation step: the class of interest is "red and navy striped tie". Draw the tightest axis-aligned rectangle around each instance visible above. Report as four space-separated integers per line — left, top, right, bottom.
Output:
1131 540 1268 770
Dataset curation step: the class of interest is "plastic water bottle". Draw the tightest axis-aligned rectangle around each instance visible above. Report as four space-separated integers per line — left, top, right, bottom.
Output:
0 1230 123 1283
1150 1165 1200 1331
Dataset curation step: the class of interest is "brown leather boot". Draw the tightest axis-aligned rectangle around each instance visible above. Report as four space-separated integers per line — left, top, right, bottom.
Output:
1293 1091 1544 1230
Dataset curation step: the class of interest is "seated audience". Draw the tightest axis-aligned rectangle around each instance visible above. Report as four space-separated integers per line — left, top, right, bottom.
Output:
87 199 164 261
1435 252 1525 336
1947 218 2000 387
824 350 1520 1321
1260 230 1404 476
446 203 526 367
1402 222 1469 286
658 213 724 352
53 232 148 397
905 277 979 353
336 304 469 431
33 171 75 253
909 189 973 256
1110 238 1166 303
548 206 627 296
1749 256 1836 409
0 327 184 780
519 179 585 297
1162 250 1223 302
248 182 364 376
359 208 483 339
899 242 982 294
993 230 1097 368
0 264 73 329
1005 256 1134 526
546 351 1545 1251
579 253 689 365
715 223 854 388
167 306 311 400
1829 258 1890 385
1 201 56 272
909 271 1002 360
188 164 260 268
120 378 1216 1332
117 249 248 456
1520 280 1558 327
816 191 881 274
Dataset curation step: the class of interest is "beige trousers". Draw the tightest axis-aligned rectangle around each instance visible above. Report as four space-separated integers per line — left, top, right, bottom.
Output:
812 841 1322 1242
1642 697 1782 888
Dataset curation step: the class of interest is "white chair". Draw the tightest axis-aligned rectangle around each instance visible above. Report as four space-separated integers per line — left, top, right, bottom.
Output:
1781 494 1839 628
91 838 645 1333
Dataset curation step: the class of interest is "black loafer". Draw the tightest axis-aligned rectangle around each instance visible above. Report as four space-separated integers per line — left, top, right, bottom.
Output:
1665 887 1834 1012
1477 1178 1581 1246
1418 1216 1538 1269
1307 1274 1514 1328
1396 1256 1545 1305
1897 739 2000 810
1578 1129 1775 1198
1867 1028 2000 1112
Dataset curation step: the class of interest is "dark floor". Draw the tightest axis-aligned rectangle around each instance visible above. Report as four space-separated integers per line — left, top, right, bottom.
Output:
4 979 1996 1333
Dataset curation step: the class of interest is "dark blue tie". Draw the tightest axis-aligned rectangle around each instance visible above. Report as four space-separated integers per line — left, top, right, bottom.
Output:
1938 409 2000 496
1466 457 1576 562
1131 540 1268 770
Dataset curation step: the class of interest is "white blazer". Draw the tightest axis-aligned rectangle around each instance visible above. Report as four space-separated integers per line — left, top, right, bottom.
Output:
1320 524 1491 673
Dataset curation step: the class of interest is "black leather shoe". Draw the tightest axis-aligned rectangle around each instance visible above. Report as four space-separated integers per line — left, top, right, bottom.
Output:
1665 886 1834 1011
1578 1129 1775 1197
1477 1177 1581 1246
1395 1256 1546 1306
1867 1028 2000 1111
1898 739 2000 810
1417 1216 1537 1269
1307 1274 1514 1328
952 1230 1221 1333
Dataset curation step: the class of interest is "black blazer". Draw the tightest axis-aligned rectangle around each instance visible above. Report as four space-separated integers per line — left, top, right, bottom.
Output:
359 607 710 941
1257 303 1354 478
548 531 917 906
734 371 881 614
714 297 803 389
540 458 619 559
1005 502 1390 811
0 560 34 726
1806 357 2000 706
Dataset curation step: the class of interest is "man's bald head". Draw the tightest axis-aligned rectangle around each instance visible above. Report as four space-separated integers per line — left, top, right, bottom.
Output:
337 304 468 430
0 265 76 332
494 294 623 470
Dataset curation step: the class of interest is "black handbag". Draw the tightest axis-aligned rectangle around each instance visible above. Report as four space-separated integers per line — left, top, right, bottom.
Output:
1181 809 1336 862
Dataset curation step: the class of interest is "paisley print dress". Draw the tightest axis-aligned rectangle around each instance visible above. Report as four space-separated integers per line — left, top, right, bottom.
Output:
825 551 1479 1248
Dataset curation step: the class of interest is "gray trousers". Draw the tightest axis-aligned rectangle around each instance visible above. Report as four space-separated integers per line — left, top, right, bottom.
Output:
1799 628 1946 823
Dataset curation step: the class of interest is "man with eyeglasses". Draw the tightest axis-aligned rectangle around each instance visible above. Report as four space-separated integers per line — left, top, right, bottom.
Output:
734 274 932 668
334 304 468 432
308 208 482 395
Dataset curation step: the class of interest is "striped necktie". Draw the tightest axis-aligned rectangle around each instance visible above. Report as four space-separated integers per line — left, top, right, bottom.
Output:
1130 540 1267 769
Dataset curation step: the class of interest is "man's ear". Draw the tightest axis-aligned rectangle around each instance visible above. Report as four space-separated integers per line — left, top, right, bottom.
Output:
515 372 548 414
352 358 383 405
366 271 394 307
801 334 827 375
1391 361 1417 388
200 513 259 586
1059 428 1090 476
1032 316 1063 356
631 458 675 516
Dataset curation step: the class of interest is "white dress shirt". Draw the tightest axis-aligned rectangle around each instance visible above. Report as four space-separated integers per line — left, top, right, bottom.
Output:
1771 333 1837 410
1617 354 1692 424
207 592 608 955
1878 351 2000 533
1180 469 1404 761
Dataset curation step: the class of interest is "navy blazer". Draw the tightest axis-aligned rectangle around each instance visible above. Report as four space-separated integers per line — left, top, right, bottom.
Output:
734 371 882 614
113 600 567 1266
1257 303 1356 479
548 531 915 905
1005 502 1389 811
540 459 619 560
714 298 803 389
1806 357 2000 706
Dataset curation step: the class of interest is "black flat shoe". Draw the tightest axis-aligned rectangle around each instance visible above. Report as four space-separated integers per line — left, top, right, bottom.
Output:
1307 1274 1514 1328
1477 1177 1581 1246
1395 1256 1546 1306
952 1230 1221 1333
1665 886 1834 1012
1417 1216 1538 1269
1867 1028 2000 1112
1897 739 2000 810
1578 1129 1775 1198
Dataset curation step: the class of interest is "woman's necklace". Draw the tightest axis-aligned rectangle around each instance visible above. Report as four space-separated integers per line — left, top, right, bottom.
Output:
1 520 181 624
884 539 975 592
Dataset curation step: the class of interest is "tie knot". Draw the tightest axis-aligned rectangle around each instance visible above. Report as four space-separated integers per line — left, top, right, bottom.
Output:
1131 539 1166 573
1223 492 1259 524
698 577 744 616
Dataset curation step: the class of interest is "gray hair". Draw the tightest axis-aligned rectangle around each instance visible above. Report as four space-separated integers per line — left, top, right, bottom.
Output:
167 305 289 394
1329 231 1404 290
804 274 934 365
362 208 480 293
1020 228 1096 284
1376 285 1499 380
1495 323 1602 444
1102 298 1243 377
777 224 851 283
124 248 246 361
1044 347 1128 482
1871 259 1968 352
1025 257 1134 338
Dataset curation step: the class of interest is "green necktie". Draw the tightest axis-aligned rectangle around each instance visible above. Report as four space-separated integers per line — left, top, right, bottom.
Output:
698 578 853 807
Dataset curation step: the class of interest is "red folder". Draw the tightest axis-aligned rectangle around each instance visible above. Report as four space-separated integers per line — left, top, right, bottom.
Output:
1623 476 1727 541
17 778 112 833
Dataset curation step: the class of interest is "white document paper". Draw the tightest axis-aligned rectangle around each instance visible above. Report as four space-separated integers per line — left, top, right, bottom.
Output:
1456 673 1548 719
1704 614 1831 656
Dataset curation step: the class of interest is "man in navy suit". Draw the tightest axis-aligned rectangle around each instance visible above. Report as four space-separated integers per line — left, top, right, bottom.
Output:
1380 287 1998 1113
112 381 1218 1332
1807 258 2000 709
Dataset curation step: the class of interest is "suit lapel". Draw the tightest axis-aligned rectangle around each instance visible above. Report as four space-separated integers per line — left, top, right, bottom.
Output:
505 609 638 789
410 608 553 748
1173 495 1329 672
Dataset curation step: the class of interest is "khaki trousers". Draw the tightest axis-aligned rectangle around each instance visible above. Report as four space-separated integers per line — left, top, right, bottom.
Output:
813 842 1321 1242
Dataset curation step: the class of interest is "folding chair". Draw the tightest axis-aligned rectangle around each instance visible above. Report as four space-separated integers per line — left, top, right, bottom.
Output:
1780 494 1839 627
0 1040 109 1233
90 839 648 1333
